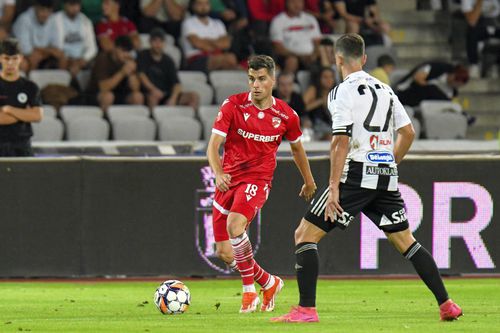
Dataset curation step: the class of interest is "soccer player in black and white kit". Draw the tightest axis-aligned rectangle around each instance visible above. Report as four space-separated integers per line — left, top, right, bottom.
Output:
0 39 42 156
271 33 463 323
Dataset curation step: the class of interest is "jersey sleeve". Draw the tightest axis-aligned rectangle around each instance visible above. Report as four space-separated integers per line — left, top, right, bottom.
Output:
328 84 354 136
393 94 412 130
212 99 235 137
28 81 42 107
285 109 302 143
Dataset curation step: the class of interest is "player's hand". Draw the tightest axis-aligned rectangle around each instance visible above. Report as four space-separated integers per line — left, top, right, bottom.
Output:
215 173 231 192
324 185 343 222
1 105 12 114
299 182 316 201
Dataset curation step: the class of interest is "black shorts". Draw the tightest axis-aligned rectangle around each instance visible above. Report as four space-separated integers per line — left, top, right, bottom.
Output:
304 183 409 233
0 140 33 157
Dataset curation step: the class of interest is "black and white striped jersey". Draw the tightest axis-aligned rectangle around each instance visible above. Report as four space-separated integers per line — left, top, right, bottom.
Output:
328 71 411 191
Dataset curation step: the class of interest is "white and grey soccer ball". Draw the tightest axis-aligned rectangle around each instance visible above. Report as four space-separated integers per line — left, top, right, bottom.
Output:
154 280 191 314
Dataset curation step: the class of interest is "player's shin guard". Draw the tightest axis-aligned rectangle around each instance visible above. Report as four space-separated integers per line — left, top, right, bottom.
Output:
404 241 449 305
295 242 319 307
231 232 255 291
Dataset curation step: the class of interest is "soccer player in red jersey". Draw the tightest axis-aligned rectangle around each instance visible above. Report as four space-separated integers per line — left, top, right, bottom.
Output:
207 55 317 313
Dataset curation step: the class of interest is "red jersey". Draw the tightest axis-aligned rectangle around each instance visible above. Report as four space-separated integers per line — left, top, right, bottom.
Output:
212 92 302 185
96 17 137 41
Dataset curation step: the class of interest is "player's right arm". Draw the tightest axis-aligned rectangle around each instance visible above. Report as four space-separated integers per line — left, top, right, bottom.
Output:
0 111 18 124
393 96 415 164
207 133 231 192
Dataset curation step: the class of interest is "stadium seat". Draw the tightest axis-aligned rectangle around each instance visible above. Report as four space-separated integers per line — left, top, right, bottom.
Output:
165 45 182 69
209 70 248 88
296 70 311 93
199 105 220 140
152 106 196 122
112 116 157 141
29 69 71 89
107 105 150 122
158 117 202 141
42 105 57 118
403 105 415 118
419 101 467 139
60 106 103 123
214 82 249 104
182 81 213 105
410 116 421 139
390 69 409 88
66 117 110 141
32 117 64 142
365 46 398 72
76 70 91 91
178 71 208 84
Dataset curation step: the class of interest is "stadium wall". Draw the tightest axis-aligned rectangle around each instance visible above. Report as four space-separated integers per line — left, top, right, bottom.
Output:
0 156 498 277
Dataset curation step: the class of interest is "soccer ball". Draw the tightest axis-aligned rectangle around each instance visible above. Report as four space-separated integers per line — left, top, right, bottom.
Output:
154 280 191 314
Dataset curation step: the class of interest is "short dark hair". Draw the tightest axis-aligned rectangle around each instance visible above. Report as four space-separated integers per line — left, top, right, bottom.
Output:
0 38 21 56
149 27 166 41
115 35 133 51
248 55 275 76
334 33 365 61
453 64 469 84
35 0 55 8
377 54 395 67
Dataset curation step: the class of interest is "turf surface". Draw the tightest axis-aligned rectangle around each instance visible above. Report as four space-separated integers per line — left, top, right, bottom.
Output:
0 278 498 332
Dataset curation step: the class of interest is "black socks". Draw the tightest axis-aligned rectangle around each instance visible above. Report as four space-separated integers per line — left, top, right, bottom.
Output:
295 242 319 307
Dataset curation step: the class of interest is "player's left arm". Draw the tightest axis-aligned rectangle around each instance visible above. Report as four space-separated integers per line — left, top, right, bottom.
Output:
2 105 42 123
393 96 415 164
289 140 316 201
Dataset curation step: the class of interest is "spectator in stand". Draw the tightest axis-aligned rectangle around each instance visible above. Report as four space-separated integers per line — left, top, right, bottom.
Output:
0 0 15 31
53 0 97 78
13 0 66 71
333 0 391 46
138 28 199 110
0 23 9 42
316 0 337 33
181 0 239 72
139 0 188 39
318 37 336 69
369 54 395 85
87 35 144 111
302 66 336 140
96 0 141 52
270 0 322 74
461 0 500 78
210 0 252 62
273 71 315 141
246 0 284 55
82 0 103 24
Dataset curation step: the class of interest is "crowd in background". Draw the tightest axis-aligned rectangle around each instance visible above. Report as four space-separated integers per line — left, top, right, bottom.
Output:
0 0 498 141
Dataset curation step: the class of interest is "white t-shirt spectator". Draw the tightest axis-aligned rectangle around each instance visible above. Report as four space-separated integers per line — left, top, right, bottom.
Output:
53 10 97 61
0 0 14 18
12 7 62 55
140 0 189 22
461 0 500 18
270 11 321 56
181 15 227 59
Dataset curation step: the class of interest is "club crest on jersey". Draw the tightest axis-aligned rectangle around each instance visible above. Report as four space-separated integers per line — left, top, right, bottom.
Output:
370 135 378 150
272 117 281 128
366 151 395 163
17 93 28 103
258 112 265 119
195 166 261 274
243 113 250 121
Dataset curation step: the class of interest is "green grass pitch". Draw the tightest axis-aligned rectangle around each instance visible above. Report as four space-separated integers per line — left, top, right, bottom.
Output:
0 278 498 333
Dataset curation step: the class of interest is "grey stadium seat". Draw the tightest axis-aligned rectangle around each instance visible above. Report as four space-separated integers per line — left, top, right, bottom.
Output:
32 117 64 142
153 106 196 122
165 45 182 69
199 105 220 140
60 106 103 123
365 46 397 72
158 117 202 141
182 81 213 105
107 105 150 122
29 69 71 89
296 70 311 93
76 70 91 91
178 71 208 84
209 70 248 88
42 105 57 118
419 101 467 139
112 116 157 141
214 82 249 104
66 117 110 141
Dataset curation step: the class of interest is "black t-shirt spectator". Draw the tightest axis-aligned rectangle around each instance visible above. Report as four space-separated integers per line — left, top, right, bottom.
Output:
137 50 179 99
333 0 376 17
0 77 41 142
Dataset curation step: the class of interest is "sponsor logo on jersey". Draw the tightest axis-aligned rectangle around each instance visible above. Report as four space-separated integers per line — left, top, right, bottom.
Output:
258 111 265 119
379 209 408 226
366 151 395 163
237 128 280 142
365 166 398 176
335 211 354 227
271 107 289 119
17 93 28 103
216 111 223 122
243 113 250 121
272 117 281 128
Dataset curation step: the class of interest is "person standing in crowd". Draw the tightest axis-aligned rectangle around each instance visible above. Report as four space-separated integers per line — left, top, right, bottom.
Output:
96 0 141 51
0 39 43 157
